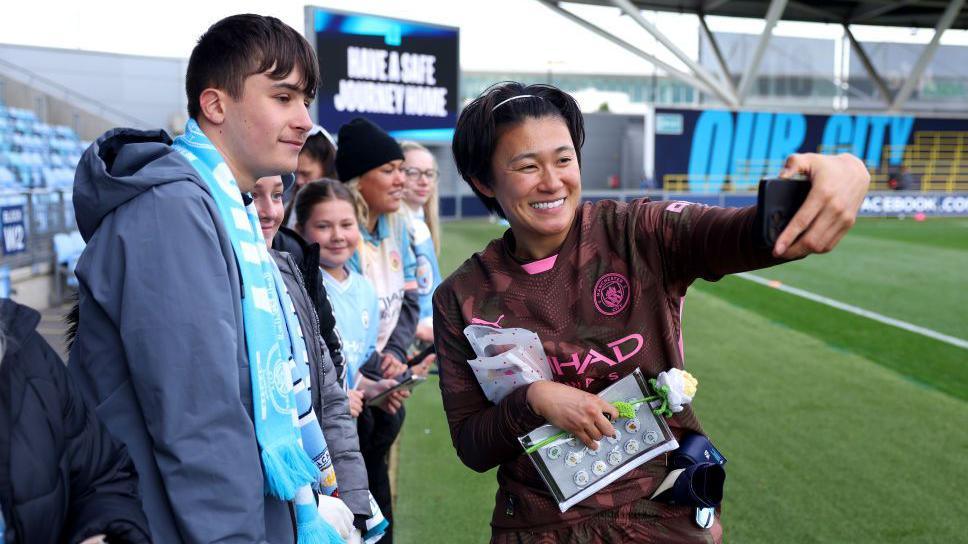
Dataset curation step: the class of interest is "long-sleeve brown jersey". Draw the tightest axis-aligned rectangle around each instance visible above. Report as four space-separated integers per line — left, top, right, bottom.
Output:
433 198 782 534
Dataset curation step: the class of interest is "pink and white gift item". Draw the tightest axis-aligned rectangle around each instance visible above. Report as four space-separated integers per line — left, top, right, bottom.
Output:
462 324 552 404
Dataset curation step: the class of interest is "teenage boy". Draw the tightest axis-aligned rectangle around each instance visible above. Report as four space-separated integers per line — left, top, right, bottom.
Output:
68 14 368 543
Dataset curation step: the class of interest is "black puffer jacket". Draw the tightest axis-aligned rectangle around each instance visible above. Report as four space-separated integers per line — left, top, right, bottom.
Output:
272 226 346 379
270 250 371 522
0 299 150 543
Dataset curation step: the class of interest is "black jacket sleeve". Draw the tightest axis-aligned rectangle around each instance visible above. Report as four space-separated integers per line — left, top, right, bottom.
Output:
54 339 151 544
359 351 384 381
273 227 347 378
382 289 419 363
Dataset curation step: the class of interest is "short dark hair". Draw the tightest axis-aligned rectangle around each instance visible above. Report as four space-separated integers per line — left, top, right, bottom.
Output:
300 132 338 178
186 14 319 119
451 82 585 217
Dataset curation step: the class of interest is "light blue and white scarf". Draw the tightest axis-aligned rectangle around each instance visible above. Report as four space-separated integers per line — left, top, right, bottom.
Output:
173 119 342 544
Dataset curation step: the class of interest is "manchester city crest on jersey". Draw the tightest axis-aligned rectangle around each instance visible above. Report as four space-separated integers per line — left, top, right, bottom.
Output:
594 273 630 316
416 255 432 294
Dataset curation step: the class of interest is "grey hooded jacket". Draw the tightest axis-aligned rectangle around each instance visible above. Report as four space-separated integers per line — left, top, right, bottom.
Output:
270 249 371 520
68 128 295 543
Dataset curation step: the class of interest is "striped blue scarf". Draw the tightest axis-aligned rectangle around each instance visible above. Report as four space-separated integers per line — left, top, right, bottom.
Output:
173 119 342 544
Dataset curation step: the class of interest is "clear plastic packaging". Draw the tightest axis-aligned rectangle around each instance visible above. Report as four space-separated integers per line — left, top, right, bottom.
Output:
518 369 679 512
462 325 552 404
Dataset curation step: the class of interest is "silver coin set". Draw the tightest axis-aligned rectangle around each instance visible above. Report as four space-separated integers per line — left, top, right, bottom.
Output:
539 405 667 490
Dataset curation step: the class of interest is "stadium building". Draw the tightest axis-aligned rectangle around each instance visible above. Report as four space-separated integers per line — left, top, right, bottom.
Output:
1 1 966 308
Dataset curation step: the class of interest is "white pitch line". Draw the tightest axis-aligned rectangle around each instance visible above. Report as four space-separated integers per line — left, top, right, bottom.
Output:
735 272 968 350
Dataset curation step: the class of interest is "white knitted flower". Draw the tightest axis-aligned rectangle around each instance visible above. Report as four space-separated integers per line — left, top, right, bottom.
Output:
655 368 699 413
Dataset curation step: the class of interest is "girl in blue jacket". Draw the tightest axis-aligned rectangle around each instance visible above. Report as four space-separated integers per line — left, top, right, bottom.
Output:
293 179 409 416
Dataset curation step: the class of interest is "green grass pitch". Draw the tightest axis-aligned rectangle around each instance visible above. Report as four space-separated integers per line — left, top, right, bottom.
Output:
394 216 968 544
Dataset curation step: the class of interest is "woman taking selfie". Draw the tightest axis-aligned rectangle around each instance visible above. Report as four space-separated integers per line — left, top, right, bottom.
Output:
433 82 869 543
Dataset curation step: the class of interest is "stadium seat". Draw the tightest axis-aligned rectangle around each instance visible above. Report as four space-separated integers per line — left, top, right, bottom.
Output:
0 166 16 190
0 108 83 190
50 230 85 305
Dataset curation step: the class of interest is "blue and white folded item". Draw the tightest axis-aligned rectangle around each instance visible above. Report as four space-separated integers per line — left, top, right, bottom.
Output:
649 433 727 509
362 491 388 544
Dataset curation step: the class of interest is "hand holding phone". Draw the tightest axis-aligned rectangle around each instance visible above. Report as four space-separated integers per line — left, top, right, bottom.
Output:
753 177 811 249
766 153 870 258
368 375 425 410
407 344 436 367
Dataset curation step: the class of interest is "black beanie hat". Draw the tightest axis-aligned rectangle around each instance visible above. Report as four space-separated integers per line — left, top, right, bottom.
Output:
335 118 404 182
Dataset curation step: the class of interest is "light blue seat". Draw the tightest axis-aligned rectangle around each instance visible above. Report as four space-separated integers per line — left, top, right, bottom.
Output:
51 230 86 304
0 167 13 183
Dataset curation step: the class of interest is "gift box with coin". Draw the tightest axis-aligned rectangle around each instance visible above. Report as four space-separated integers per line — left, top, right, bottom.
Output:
517 368 681 512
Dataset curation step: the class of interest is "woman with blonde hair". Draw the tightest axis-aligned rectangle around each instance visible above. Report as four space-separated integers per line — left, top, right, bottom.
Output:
400 141 441 254
399 140 443 345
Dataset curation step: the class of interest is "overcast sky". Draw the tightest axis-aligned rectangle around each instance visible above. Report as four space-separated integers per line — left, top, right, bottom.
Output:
2 0 967 76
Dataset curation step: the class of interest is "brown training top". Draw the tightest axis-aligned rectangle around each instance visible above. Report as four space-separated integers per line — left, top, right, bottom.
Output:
433 198 783 534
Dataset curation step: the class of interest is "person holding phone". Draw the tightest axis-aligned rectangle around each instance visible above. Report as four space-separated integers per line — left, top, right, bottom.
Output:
252 174 377 541
293 178 411 416
302 117 418 541
433 82 870 543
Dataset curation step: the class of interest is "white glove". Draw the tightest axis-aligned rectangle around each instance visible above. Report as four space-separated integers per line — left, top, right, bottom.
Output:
347 528 364 544
316 494 355 539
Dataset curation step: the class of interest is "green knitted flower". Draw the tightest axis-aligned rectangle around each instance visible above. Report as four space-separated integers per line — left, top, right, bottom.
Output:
612 401 637 420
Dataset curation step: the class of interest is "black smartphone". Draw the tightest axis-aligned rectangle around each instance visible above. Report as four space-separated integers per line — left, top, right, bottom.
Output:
753 177 812 249
407 344 436 367
368 375 427 408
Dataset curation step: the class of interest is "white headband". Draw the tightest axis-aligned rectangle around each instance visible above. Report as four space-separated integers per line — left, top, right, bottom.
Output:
308 124 336 147
491 94 538 113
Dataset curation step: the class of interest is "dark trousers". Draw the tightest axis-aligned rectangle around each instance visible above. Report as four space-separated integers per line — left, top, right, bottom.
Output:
357 405 405 543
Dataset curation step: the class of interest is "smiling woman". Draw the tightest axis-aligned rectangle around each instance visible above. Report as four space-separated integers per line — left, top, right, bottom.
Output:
479 116 581 259
434 81 870 543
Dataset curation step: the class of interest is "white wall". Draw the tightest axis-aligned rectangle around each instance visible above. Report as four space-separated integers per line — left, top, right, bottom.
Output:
0 43 186 131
